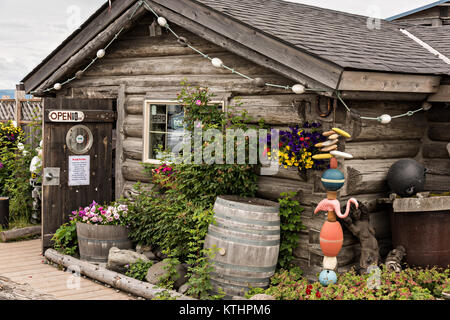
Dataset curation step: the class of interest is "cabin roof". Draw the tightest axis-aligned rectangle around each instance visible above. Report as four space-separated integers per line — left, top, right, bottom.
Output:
195 0 450 75
403 25 450 57
386 0 450 21
21 0 450 93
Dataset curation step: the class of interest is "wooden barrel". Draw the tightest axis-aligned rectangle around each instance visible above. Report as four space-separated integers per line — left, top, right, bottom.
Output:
76 222 133 262
391 196 450 268
0 197 9 229
204 195 280 297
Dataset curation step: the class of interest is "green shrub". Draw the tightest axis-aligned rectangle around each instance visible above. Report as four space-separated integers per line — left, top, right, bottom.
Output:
52 220 78 256
277 192 306 269
125 259 154 281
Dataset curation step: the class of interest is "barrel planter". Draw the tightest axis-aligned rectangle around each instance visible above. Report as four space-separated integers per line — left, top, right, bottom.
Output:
204 195 280 297
76 222 133 263
0 197 9 229
390 196 450 268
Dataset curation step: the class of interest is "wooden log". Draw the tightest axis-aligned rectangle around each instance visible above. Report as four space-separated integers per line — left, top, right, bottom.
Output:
428 122 450 141
292 231 309 260
44 249 194 300
229 94 315 125
343 159 397 196
0 276 55 300
345 140 421 160
341 193 387 213
107 37 225 59
35 3 148 93
422 159 450 176
115 84 126 200
124 115 143 138
123 181 154 199
342 101 426 142
385 246 406 272
123 138 144 161
424 174 450 192
85 53 270 78
426 105 450 122
256 176 311 201
338 71 440 93
70 74 290 96
0 226 41 242
70 86 118 99
422 140 450 158
122 159 151 183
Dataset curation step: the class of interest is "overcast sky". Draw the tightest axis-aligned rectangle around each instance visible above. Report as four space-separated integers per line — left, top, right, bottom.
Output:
0 0 437 89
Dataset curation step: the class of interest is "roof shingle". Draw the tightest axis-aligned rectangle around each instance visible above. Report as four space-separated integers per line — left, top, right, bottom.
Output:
195 0 450 75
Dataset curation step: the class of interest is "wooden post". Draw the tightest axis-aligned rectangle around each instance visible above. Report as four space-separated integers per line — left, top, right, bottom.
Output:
326 191 337 222
15 83 26 125
115 84 126 199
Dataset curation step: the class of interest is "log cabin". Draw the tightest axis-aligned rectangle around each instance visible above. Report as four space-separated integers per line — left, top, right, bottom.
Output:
21 0 450 279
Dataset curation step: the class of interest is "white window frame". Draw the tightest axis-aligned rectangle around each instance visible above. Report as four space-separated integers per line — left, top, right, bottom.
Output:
143 99 225 164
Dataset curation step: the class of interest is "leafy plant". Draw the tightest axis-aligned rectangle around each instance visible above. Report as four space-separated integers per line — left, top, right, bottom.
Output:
277 192 306 269
245 265 449 300
125 259 154 281
52 220 78 255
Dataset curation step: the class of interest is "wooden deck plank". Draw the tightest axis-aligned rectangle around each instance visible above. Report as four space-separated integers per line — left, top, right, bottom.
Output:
0 239 136 300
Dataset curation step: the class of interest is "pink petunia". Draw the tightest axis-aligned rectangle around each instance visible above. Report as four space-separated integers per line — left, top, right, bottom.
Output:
195 100 202 106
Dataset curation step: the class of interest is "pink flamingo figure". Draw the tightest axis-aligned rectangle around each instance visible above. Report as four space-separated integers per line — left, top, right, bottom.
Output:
314 198 359 219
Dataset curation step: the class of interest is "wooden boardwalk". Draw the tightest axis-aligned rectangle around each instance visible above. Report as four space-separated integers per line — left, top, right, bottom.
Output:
0 239 134 300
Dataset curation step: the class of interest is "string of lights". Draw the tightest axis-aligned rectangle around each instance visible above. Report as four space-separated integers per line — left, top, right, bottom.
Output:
31 0 427 124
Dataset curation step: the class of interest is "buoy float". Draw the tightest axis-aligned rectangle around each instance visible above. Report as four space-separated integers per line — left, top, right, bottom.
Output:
319 221 344 257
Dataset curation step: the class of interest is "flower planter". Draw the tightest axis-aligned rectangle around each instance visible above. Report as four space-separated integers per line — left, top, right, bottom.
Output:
76 222 132 263
390 195 450 268
0 197 9 229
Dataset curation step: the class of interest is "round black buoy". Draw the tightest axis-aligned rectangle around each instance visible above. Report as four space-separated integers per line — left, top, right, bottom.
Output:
387 159 427 197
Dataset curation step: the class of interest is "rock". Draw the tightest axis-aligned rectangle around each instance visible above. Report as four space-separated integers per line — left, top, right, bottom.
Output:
143 251 157 260
178 283 191 294
154 248 168 260
232 296 248 300
136 243 153 254
249 294 276 300
106 247 149 273
145 261 188 289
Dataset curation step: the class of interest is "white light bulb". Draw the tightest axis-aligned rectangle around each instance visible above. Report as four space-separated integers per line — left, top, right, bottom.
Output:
97 49 106 59
157 17 167 27
211 58 223 68
53 83 62 91
292 84 305 94
379 114 392 124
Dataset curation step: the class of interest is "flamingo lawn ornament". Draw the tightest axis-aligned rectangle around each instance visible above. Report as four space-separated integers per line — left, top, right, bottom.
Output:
314 198 359 219
312 127 359 286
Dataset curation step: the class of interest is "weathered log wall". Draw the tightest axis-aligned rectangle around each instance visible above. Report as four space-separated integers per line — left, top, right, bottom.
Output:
57 13 449 278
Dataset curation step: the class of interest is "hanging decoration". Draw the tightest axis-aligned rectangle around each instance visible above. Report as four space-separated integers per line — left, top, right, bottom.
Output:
30 0 428 123
311 127 359 286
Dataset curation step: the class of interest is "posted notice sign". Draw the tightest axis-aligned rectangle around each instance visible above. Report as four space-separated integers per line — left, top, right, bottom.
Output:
68 155 90 186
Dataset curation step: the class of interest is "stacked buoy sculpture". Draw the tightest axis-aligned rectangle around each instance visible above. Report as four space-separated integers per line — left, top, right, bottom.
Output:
312 128 358 286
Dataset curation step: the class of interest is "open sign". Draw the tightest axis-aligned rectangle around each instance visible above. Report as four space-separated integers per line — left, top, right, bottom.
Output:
49 110 84 122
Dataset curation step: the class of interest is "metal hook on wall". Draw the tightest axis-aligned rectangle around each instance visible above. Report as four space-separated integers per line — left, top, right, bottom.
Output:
316 96 333 118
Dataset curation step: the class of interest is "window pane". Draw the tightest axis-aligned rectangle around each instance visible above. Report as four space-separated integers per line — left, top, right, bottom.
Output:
149 133 166 160
167 105 184 130
150 105 167 132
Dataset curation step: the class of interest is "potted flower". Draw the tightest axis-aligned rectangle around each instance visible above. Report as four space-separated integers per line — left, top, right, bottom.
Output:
72 201 133 262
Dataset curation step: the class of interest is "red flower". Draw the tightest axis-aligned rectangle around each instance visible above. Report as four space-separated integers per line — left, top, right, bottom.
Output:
306 288 311 295
316 291 321 298
299 137 304 141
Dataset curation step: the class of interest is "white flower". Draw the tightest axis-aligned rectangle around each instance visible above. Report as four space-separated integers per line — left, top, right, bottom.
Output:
114 213 120 220
17 143 24 150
